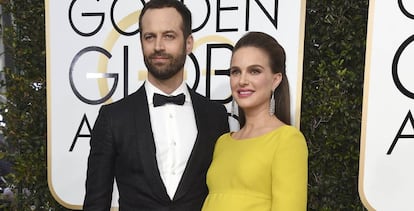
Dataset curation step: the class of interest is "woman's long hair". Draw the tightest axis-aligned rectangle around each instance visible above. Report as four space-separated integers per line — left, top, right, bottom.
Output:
233 31 291 126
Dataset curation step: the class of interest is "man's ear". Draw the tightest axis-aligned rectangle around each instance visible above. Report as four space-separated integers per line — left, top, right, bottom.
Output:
186 35 194 55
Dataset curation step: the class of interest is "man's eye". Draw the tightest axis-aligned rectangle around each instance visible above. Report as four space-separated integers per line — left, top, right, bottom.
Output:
165 34 175 40
144 35 154 40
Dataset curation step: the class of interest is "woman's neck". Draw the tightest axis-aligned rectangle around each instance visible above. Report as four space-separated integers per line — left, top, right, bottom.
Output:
234 110 285 140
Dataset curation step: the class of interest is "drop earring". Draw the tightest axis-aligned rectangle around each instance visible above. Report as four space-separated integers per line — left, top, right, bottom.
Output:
231 98 238 117
269 91 275 116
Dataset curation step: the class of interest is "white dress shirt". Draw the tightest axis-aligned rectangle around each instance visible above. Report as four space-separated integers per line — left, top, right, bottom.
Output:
145 81 198 199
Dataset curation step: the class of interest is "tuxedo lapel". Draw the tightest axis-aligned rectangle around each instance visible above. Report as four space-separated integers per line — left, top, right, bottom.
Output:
133 86 170 201
173 89 211 200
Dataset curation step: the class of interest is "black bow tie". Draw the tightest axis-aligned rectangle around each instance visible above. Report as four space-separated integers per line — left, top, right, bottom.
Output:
153 93 185 107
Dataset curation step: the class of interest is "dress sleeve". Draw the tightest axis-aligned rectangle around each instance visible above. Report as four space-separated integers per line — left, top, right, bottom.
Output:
271 128 308 211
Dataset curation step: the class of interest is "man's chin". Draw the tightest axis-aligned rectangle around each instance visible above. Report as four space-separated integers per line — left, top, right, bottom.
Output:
149 70 176 80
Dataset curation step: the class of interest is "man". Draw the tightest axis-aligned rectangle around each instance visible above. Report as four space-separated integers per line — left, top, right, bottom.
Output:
83 0 229 210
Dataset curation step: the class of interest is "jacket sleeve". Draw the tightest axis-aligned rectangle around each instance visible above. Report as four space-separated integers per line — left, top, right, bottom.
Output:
83 105 116 210
218 104 230 134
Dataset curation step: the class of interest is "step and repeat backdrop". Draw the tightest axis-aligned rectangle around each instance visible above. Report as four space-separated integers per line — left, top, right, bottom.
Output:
46 0 306 209
360 0 414 210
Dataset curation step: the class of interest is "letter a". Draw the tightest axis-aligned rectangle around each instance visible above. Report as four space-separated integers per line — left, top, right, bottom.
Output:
387 110 414 154
69 114 92 152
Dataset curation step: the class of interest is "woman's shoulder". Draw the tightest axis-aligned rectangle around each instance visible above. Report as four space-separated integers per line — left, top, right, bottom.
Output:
272 124 301 134
216 132 233 141
272 125 307 150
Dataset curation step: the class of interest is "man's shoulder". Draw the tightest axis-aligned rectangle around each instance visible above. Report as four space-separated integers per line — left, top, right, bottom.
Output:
101 87 145 111
189 92 228 121
189 90 223 107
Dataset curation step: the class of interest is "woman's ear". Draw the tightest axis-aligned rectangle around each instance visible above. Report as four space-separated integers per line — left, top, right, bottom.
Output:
272 73 283 90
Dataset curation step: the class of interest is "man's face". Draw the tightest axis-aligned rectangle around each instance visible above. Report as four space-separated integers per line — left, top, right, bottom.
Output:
140 7 193 81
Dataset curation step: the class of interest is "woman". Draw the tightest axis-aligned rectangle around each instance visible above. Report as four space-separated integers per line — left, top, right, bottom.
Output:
202 32 308 211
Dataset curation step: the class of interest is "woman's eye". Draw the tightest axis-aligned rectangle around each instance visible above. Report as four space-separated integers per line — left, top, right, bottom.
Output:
250 69 261 75
230 69 240 75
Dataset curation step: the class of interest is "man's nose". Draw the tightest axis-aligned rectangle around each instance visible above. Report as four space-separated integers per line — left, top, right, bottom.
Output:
154 37 165 52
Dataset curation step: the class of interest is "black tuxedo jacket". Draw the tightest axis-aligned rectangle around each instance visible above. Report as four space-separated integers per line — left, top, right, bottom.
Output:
83 85 229 211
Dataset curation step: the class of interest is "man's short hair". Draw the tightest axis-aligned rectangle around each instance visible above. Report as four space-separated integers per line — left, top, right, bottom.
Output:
139 0 192 39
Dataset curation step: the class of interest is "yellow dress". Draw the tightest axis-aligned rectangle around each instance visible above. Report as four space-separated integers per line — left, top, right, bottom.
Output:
201 125 308 211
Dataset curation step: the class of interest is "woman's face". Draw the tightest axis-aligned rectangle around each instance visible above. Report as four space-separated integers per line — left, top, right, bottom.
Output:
230 46 282 114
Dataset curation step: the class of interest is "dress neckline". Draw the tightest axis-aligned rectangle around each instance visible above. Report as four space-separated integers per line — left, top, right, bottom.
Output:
229 125 289 142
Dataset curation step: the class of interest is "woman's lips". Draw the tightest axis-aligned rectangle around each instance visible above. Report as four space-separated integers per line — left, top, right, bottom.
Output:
237 89 254 97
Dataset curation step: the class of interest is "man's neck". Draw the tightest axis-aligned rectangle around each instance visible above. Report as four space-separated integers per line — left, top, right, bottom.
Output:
147 74 184 94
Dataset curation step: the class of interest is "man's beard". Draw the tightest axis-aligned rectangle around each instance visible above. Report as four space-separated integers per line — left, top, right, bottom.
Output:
144 49 187 80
